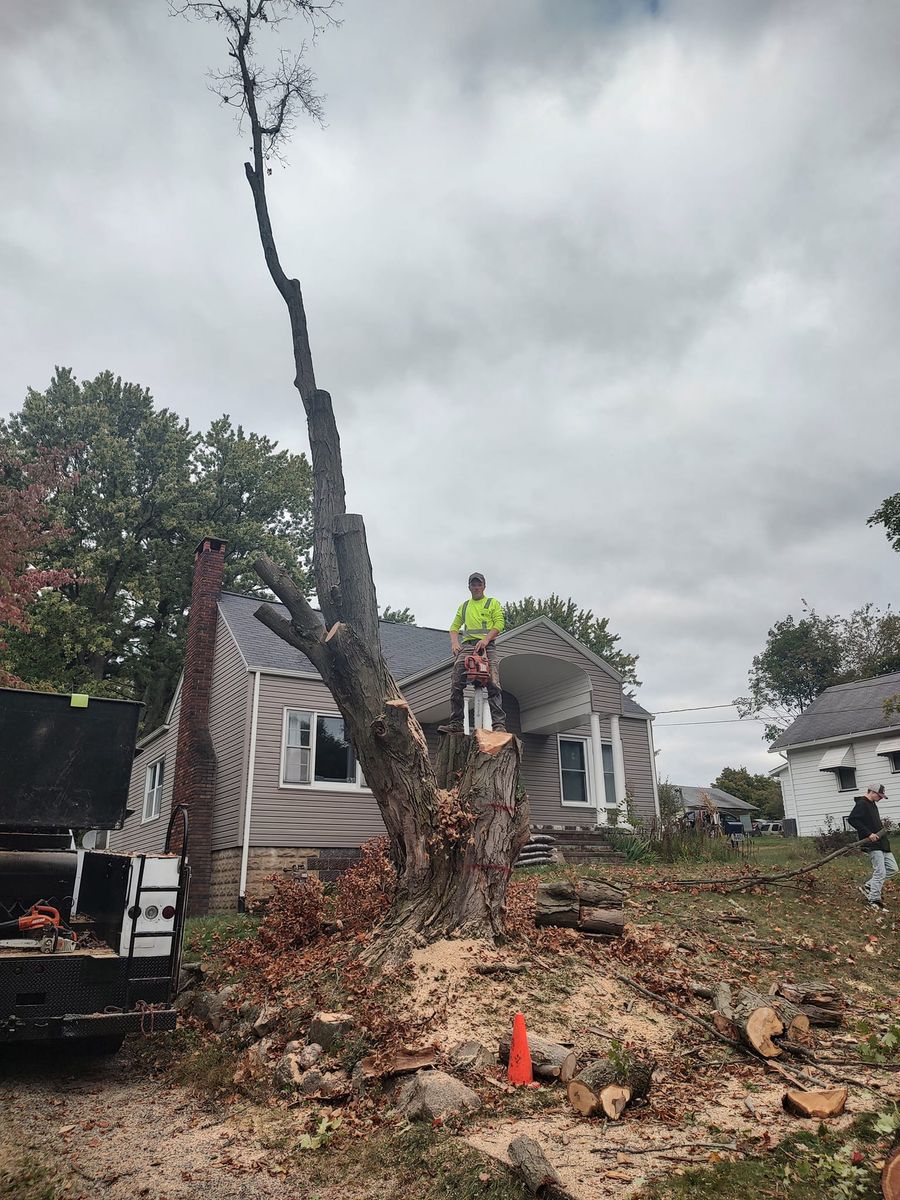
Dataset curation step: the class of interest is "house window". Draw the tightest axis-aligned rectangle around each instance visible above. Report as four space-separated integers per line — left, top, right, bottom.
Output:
281 710 365 789
558 737 618 807
836 766 857 792
560 738 590 804
142 759 165 822
890 752 900 774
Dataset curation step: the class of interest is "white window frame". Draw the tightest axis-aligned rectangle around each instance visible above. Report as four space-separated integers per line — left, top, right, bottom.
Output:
557 735 619 809
142 758 165 823
280 708 370 792
558 736 593 807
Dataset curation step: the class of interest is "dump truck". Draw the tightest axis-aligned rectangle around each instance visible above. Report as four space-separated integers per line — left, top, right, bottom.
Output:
0 687 189 1049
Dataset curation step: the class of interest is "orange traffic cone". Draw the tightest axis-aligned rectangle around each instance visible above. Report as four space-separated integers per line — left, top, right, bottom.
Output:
507 1012 533 1085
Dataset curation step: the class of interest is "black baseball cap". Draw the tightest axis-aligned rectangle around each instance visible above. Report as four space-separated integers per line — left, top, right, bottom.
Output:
468 572 485 585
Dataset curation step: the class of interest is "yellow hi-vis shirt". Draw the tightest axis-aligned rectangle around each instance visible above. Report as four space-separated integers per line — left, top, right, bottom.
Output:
450 596 505 643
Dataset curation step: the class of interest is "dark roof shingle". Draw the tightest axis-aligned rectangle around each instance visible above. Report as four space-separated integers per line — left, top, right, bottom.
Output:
218 592 452 679
770 671 900 750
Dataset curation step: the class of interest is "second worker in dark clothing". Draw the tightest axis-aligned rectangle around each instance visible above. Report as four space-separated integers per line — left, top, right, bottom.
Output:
847 784 896 909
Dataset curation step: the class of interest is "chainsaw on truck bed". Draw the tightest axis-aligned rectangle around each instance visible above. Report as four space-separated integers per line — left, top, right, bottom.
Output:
0 687 190 1050
0 904 76 953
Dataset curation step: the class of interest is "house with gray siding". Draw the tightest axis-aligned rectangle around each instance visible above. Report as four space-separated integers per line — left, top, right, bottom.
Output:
110 539 660 912
770 671 900 837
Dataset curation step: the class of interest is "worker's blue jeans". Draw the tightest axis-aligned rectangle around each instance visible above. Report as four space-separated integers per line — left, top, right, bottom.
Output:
864 850 898 902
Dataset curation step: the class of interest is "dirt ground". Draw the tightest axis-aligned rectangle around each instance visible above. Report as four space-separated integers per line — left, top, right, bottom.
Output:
0 1043 322 1200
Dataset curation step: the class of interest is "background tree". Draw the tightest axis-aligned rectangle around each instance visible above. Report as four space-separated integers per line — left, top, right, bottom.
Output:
736 602 900 743
379 605 416 625
712 766 784 820
1 368 313 727
869 489 900 552
178 0 528 958
504 594 639 685
0 446 74 686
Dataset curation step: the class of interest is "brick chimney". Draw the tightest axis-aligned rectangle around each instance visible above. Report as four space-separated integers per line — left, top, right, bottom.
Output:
171 536 227 915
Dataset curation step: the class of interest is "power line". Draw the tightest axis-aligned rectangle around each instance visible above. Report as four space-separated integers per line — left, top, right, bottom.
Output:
652 703 737 715
655 718 765 727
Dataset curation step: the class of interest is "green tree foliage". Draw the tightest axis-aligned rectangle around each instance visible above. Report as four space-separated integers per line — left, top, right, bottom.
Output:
869 489 900 552
379 605 416 624
503 593 639 684
1 368 313 728
736 601 900 742
712 765 784 820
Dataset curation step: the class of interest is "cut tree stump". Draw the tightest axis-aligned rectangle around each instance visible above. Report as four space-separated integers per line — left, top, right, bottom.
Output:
769 981 846 1027
535 880 625 938
882 1146 900 1200
567 1057 653 1119
433 732 472 790
499 1033 578 1083
782 1087 848 1118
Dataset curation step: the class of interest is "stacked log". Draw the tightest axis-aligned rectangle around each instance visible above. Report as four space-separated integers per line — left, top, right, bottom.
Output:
768 981 846 1027
713 983 811 1057
535 879 625 938
567 1056 654 1119
499 1033 578 1084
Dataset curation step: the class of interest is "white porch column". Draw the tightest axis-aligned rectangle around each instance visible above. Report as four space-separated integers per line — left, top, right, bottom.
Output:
610 714 630 828
589 712 607 827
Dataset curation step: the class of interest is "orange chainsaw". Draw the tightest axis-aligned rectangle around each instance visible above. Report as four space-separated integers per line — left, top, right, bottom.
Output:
0 904 77 953
463 650 491 687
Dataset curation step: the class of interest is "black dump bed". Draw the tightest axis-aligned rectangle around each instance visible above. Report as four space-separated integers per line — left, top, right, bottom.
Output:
0 688 142 831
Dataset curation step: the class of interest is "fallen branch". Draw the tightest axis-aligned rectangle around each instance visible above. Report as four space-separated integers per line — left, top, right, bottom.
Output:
591 1140 738 1156
507 1136 575 1199
665 830 884 893
612 971 825 1090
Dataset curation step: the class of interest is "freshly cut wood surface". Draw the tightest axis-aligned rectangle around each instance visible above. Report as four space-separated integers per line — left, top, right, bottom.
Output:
782 1087 848 1119
714 983 784 1057
882 1146 900 1200
499 1033 578 1083
567 1057 653 1119
357 1048 437 1079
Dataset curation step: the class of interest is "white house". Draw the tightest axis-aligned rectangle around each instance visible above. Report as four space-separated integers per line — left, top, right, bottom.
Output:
769 671 900 837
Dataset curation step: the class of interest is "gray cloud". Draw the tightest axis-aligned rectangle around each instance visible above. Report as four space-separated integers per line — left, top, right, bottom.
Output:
2 0 899 789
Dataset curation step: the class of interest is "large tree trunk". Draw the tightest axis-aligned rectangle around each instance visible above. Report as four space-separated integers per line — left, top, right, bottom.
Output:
196 2 529 960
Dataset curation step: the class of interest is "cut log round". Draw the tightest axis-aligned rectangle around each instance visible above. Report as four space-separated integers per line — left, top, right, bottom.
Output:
769 981 846 1026
575 880 626 906
577 906 625 937
882 1146 900 1200
737 987 811 1044
782 1087 848 1119
499 1033 578 1084
507 1135 564 1197
715 983 784 1057
567 1057 653 1119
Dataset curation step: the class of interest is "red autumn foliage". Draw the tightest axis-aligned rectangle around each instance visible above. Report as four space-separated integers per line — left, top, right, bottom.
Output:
334 837 396 931
0 446 74 685
254 874 326 951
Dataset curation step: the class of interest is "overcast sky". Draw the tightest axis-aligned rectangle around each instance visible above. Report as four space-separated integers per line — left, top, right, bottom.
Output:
3 0 898 786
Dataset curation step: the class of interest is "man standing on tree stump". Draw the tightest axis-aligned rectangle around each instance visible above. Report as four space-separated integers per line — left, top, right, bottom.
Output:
438 573 507 734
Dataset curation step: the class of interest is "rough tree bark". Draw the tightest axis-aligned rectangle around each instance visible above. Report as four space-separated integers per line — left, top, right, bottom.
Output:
180 1 529 957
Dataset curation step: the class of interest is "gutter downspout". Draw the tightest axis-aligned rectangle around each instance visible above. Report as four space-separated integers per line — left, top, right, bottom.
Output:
646 717 661 820
238 670 261 912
